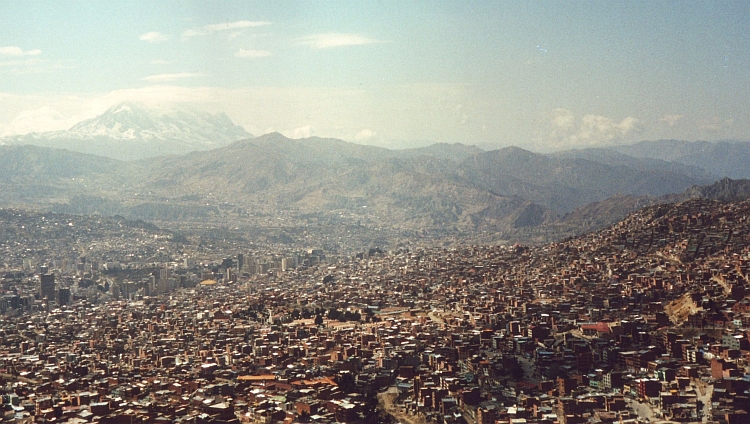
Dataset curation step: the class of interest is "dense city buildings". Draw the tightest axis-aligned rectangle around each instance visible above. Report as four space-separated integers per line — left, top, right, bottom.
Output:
1 198 750 423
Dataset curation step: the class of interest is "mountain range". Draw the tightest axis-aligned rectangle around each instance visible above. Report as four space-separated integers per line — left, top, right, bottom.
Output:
0 103 252 160
1 104 749 244
564 139 750 180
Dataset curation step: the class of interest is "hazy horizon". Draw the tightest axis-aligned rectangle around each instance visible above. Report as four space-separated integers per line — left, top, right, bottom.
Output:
2 1 749 152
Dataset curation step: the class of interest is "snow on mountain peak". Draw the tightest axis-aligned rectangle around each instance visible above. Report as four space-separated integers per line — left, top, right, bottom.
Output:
66 102 252 144
112 104 132 114
0 102 254 160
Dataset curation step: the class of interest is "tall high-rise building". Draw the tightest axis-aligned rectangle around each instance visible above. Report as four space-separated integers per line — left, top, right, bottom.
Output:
222 257 233 270
57 288 71 306
40 274 55 301
237 254 244 272
159 265 170 281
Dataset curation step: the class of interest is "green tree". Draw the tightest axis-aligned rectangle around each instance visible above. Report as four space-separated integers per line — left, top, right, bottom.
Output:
327 308 341 321
336 372 357 394
505 357 525 380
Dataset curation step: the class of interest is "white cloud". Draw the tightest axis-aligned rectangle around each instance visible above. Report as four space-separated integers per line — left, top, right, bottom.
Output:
0 87 240 136
354 128 376 140
287 125 315 139
2 105 60 135
550 108 575 130
182 29 203 38
142 73 204 82
546 109 639 148
0 58 42 68
0 57 75 76
0 87 281 135
139 31 169 43
183 20 271 38
235 49 272 58
701 116 734 132
577 114 638 142
0 95 98 136
659 114 683 127
299 33 383 49
0 46 42 56
205 20 270 31
0 84 465 144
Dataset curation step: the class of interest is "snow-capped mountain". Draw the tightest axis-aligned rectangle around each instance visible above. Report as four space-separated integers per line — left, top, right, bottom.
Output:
1 102 253 160
67 103 251 143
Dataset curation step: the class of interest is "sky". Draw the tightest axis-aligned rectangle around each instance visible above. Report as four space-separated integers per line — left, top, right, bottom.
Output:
1 1 749 151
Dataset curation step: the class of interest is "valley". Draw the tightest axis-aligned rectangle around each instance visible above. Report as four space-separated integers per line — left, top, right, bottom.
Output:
5 105 749 250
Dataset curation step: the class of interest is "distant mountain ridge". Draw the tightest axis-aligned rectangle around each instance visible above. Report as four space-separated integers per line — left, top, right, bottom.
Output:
143 132 710 211
570 139 750 179
1 102 253 160
1 133 745 244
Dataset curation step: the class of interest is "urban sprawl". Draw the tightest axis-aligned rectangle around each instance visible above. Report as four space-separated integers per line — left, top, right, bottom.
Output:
1 198 750 424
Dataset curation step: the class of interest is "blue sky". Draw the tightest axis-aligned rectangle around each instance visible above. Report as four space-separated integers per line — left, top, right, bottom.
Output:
1 1 749 151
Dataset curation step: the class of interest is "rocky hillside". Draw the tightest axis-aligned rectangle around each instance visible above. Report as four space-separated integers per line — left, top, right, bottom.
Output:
132 133 711 230
685 177 750 201
0 133 734 243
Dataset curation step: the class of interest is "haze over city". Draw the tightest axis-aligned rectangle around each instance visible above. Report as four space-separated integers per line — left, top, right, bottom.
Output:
5 3 750 424
2 1 749 151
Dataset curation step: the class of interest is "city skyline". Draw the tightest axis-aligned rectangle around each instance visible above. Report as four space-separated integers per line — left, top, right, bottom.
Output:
1 1 749 151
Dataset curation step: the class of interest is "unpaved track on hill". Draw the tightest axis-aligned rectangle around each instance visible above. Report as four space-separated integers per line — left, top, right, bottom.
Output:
378 385 429 424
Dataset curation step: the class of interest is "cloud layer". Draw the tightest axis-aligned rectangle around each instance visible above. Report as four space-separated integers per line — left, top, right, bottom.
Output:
183 20 271 38
235 49 272 58
0 46 42 56
142 73 204 82
547 108 640 148
701 116 734 132
1 85 738 153
659 114 683 127
299 33 382 49
139 32 169 43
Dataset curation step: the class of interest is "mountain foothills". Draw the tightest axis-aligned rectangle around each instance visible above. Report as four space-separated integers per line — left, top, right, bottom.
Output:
1 169 749 423
0 103 252 160
1 104 750 246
